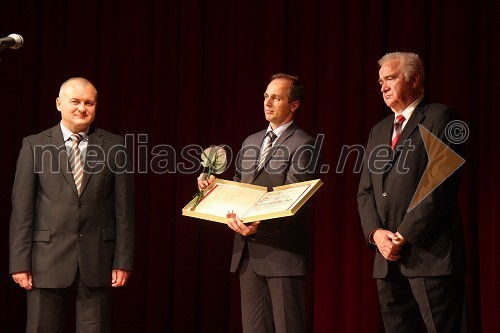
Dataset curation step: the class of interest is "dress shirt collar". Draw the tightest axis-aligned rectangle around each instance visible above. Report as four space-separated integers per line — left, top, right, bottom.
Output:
266 121 293 139
60 122 88 142
396 96 423 125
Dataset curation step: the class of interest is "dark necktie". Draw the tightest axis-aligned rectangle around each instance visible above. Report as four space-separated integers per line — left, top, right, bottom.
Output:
257 131 277 172
69 133 84 195
391 115 406 149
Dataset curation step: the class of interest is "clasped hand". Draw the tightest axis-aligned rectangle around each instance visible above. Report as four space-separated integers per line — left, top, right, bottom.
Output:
373 229 406 261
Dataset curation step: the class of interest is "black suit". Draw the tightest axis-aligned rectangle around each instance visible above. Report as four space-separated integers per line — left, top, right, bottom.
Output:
9 124 135 332
357 102 467 332
231 122 317 332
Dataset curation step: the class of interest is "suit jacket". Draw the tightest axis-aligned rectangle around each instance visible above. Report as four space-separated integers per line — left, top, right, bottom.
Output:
357 102 466 278
230 122 318 276
9 124 135 288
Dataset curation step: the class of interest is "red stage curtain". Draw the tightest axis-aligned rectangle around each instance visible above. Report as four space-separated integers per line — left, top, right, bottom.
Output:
1 1 497 332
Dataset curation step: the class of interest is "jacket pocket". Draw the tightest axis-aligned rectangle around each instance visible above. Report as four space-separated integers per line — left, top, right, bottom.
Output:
103 227 116 241
33 230 51 242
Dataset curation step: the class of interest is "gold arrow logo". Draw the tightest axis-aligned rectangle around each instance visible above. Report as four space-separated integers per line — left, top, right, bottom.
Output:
408 125 465 211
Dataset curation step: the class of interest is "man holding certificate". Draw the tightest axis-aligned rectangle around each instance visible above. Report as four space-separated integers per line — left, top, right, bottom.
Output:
198 73 318 332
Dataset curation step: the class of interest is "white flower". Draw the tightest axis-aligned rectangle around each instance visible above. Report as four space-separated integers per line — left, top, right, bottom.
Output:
201 146 227 174
192 145 228 209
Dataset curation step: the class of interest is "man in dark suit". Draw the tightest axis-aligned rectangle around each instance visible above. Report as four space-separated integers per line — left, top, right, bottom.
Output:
9 77 135 333
199 74 318 332
357 52 467 332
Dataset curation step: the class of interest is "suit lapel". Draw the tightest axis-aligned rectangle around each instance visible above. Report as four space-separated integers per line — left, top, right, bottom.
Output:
373 117 393 191
45 124 79 196
380 116 394 147
252 123 298 181
247 130 267 182
273 122 297 148
382 103 427 181
393 104 426 151
80 127 103 196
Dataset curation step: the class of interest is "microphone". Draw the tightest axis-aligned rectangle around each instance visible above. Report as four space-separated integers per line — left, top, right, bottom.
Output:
0 34 24 51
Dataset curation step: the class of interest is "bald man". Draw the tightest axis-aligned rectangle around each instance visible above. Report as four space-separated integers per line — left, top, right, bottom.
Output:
9 77 135 333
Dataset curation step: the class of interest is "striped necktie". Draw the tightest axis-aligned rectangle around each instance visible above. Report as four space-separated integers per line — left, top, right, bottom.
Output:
257 131 277 172
391 115 406 149
69 133 84 195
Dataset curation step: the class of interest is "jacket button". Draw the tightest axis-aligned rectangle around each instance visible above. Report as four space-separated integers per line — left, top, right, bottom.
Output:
382 192 388 197
77 233 83 239
78 203 82 208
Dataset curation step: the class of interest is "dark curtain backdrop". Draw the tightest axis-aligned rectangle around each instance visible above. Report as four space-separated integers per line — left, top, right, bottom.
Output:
1 0 497 332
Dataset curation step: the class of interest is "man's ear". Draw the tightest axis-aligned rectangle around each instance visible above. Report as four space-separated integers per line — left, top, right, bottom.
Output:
56 97 61 111
411 73 420 89
291 100 299 113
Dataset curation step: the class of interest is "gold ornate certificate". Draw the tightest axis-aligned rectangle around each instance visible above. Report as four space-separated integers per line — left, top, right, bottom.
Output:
182 179 323 223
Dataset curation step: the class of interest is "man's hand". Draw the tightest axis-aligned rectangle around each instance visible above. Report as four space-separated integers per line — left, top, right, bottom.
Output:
391 231 406 246
112 269 130 287
372 229 402 261
12 272 33 290
197 173 216 191
228 217 260 236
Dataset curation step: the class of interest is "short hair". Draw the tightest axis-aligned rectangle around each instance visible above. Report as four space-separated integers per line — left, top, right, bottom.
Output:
378 52 425 94
59 77 98 101
269 73 304 105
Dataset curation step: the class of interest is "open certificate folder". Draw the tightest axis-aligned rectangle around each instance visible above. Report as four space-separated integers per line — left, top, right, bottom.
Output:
182 179 323 223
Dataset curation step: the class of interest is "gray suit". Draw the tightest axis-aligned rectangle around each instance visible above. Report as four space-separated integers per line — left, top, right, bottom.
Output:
9 124 135 331
357 102 466 332
231 122 317 332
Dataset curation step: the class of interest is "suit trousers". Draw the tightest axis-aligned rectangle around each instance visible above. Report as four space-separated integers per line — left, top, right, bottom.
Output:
376 263 467 333
238 249 306 333
26 270 113 333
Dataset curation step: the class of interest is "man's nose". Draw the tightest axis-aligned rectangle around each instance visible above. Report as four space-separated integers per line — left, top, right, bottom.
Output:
77 102 86 111
265 97 272 107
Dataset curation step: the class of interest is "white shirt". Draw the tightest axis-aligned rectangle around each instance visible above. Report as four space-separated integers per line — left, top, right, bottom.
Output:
396 96 423 130
60 122 89 161
259 121 294 154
